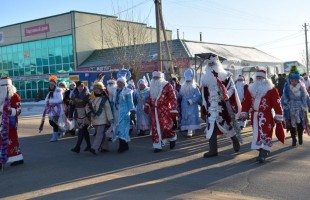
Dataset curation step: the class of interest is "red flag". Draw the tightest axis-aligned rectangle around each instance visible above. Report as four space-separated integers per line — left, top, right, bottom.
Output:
275 122 285 144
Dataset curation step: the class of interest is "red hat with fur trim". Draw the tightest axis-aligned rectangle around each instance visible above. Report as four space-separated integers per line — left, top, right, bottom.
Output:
152 70 162 78
107 78 116 84
256 70 267 79
0 77 12 86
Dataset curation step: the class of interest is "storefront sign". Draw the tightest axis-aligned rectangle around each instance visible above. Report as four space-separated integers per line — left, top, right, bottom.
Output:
69 75 79 81
24 24 50 36
0 32 3 43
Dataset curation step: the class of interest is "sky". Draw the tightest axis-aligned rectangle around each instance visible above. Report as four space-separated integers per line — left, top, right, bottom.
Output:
1 0 309 64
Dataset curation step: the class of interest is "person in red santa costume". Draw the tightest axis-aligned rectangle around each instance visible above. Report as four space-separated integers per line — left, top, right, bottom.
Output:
145 71 178 153
0 77 24 166
201 54 241 158
240 69 284 163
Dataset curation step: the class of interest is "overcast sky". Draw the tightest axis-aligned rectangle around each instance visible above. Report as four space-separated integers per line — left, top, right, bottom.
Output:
1 0 309 63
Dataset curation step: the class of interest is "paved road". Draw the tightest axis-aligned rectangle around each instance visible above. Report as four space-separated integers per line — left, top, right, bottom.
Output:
1 116 310 200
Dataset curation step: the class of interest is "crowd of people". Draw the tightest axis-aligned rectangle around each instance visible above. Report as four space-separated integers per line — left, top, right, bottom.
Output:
1 54 310 168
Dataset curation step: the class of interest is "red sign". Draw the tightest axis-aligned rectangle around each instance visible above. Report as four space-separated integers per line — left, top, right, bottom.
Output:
24 24 50 36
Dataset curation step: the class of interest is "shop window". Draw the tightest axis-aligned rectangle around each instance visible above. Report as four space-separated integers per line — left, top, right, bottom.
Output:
31 81 37 89
56 56 62 64
50 65 56 74
63 56 69 63
18 52 23 60
41 49 48 57
49 56 55 65
12 44 18 53
19 68 24 76
63 63 69 72
48 39 55 48
42 58 48 65
8 70 13 77
2 47 7 54
43 66 49 74
6 46 12 54
56 64 62 73
35 41 41 49
41 40 47 49
36 58 43 66
54 38 61 47
3 62 8 70
19 91 25 100
37 66 43 75
26 90 32 99
24 67 31 76
30 66 36 75
19 81 25 90
23 43 29 51
14 69 19 76
37 80 44 88
62 36 69 46
48 48 55 56
30 50 36 58
29 42 35 50
17 44 23 52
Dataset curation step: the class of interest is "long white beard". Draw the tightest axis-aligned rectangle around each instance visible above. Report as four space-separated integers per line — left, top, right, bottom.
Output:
0 85 16 106
150 79 163 100
249 79 273 98
201 65 230 87
180 81 196 97
107 85 116 95
290 83 301 96
235 81 245 101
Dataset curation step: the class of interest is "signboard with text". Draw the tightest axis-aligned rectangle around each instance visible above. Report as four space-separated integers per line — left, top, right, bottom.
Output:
24 24 50 36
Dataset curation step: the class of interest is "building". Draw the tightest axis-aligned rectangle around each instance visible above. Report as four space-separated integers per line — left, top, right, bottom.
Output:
0 11 171 100
79 39 283 83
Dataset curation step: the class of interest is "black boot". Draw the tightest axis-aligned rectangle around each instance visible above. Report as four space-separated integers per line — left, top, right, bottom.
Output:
138 130 145 136
203 133 218 158
256 149 270 163
290 128 297 147
10 160 24 166
118 139 128 153
170 141 176 149
231 135 240 152
297 123 303 145
84 130 91 151
89 148 97 155
71 132 83 153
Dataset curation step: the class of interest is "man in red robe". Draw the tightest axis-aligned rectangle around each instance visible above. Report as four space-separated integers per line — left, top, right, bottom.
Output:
145 71 178 153
240 69 284 163
0 77 23 166
201 54 241 158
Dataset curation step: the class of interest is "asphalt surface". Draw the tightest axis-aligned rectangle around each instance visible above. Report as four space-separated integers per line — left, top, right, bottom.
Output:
0 116 310 200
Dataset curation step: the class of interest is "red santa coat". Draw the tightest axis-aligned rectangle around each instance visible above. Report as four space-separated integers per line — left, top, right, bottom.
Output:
146 82 178 149
1 93 23 163
241 86 283 149
202 73 241 139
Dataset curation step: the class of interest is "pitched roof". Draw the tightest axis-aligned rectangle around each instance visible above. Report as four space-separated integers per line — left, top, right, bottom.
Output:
78 39 282 68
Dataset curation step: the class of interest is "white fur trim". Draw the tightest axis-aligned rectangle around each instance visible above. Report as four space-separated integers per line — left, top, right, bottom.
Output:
170 110 178 113
0 78 12 86
256 72 267 79
152 71 162 78
274 114 283 121
7 154 23 163
10 108 17 116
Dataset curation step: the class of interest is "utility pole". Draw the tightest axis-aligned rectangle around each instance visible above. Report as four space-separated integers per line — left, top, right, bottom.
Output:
154 0 174 75
304 23 309 76
154 0 162 71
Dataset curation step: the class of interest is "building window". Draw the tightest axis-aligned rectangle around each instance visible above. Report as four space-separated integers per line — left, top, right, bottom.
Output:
0 35 74 100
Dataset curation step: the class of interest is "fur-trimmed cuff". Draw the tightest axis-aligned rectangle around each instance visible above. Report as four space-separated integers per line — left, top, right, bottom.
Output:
170 110 178 113
274 114 283 122
145 103 150 107
11 108 17 116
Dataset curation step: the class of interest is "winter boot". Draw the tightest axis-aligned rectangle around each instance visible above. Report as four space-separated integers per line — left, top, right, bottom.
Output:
256 149 270 163
203 133 218 158
297 124 303 145
138 130 146 136
170 141 176 149
118 139 127 153
49 132 58 142
290 128 297 147
231 135 240 152
71 132 83 153
83 131 91 151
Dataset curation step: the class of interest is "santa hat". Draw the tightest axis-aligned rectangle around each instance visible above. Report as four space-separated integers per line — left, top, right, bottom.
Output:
69 81 76 87
237 74 245 81
152 70 162 78
107 78 116 84
256 70 267 79
184 68 195 81
0 77 12 86
49 75 58 85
